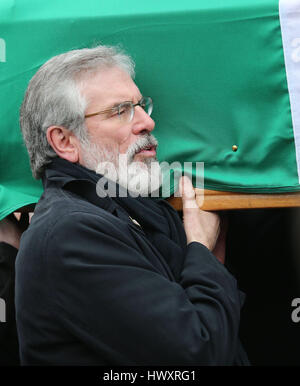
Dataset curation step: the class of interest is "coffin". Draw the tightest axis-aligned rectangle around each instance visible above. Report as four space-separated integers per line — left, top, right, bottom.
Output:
1 0 300 218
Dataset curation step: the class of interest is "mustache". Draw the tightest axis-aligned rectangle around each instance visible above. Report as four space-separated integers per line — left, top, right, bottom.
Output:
126 134 158 162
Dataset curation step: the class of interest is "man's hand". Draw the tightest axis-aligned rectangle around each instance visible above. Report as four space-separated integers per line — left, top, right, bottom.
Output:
211 215 228 265
179 176 221 252
0 213 32 250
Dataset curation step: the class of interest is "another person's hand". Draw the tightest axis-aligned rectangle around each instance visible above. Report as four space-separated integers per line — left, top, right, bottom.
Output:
0 213 32 250
179 176 221 252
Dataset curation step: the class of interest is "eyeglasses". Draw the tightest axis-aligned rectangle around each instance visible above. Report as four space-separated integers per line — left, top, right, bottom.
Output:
84 96 153 124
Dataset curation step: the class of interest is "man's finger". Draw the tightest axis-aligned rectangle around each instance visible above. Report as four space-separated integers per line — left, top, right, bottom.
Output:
179 176 198 209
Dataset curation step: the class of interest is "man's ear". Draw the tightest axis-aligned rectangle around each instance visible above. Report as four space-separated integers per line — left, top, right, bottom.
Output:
46 126 81 163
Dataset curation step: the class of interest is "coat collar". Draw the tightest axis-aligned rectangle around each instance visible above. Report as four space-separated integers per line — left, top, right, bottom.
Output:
43 158 117 214
43 158 176 239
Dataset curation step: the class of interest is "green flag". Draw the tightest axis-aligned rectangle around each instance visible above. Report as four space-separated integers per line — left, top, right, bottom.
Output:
0 0 299 219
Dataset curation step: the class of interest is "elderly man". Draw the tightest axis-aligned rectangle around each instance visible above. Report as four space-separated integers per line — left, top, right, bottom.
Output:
16 45 249 365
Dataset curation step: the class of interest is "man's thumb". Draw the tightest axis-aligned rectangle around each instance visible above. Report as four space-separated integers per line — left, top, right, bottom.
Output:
179 176 198 209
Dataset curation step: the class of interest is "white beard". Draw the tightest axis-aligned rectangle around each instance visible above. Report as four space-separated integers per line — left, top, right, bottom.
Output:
80 134 162 197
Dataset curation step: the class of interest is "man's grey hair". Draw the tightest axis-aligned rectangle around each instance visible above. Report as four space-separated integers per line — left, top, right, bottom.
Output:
20 45 135 179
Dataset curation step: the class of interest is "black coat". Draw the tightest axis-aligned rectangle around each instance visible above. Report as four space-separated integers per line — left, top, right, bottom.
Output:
16 158 249 365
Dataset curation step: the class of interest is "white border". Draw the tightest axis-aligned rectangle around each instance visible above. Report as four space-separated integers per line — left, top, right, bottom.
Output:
279 0 300 183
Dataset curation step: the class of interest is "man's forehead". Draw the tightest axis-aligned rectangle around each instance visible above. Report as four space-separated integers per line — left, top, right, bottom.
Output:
80 67 141 107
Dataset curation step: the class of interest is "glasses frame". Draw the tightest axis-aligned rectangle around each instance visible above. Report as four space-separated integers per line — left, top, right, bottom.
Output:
84 96 153 123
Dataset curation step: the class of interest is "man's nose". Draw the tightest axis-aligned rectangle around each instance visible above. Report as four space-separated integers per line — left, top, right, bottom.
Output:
132 106 155 135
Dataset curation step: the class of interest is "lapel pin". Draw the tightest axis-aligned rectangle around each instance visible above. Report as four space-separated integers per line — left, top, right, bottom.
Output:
129 216 141 227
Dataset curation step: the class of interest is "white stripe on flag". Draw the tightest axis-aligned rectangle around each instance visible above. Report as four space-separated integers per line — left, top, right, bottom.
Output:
279 0 300 183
